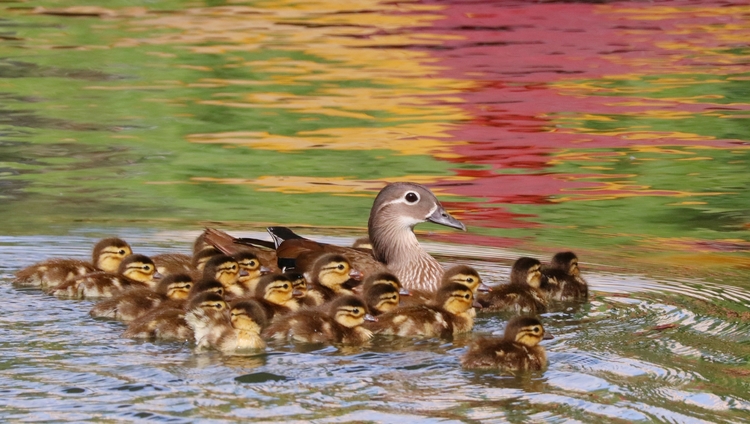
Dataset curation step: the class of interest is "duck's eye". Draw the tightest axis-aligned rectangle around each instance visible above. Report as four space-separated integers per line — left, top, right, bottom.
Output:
404 192 419 203
352 308 359 314
464 294 470 299
143 265 151 271
184 284 192 289
250 261 257 267
282 284 289 289
467 277 474 283
118 249 127 255
532 327 540 333
231 265 237 270
216 289 224 295
337 264 345 271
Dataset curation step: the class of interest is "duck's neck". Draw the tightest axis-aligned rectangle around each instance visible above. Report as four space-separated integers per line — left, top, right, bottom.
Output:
369 214 443 292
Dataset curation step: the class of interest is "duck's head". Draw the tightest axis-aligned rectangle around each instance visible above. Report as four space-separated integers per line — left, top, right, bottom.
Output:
312 254 362 293
93 237 133 273
118 254 162 286
436 282 476 315
442 265 490 293
551 251 580 277
203 255 241 289
284 271 307 299
256 274 297 309
361 272 409 296
229 300 268 333
329 295 376 328
188 278 225 299
192 247 222 273
511 257 542 289
503 316 550 347
364 282 400 314
155 273 193 301
187 291 229 319
235 252 271 284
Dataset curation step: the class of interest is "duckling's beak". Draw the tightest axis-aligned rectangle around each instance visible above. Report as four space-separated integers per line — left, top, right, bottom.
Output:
472 299 483 309
399 288 411 296
427 207 466 231
152 271 164 280
364 314 378 322
543 331 554 340
351 285 363 294
239 269 249 277
349 268 363 281
292 289 303 298
260 266 272 274
478 282 492 292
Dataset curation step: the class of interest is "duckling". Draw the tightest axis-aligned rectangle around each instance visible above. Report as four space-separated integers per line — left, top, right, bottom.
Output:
364 282 401 315
13 237 133 289
187 299 268 352
236 273 299 320
285 271 317 308
224 252 271 299
360 271 409 296
402 264 488 306
263 295 375 345
365 282 478 339
541 251 588 301
202 254 243 293
89 273 193 322
305 253 363 306
122 292 228 341
461 316 551 371
49 254 162 299
476 257 547 314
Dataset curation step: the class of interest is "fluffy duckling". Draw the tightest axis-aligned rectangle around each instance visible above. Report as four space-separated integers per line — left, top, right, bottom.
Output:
263 295 375 345
461 316 551 371
285 271 317 308
306 253 364 306
365 282 478 339
224 252 271 299
476 257 547 314
187 299 268 352
541 251 588 301
237 273 299 320
202 254 244 293
89 273 193 322
49 254 162 299
122 292 228 341
13 237 132 289
364 282 401 315
401 264 488 306
188 278 225 299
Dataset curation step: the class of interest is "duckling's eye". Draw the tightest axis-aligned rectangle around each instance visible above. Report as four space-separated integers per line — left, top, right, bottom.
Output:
250 261 257 267
143 265 151 272
118 249 127 255
464 294 470 299
337 264 345 271
282 284 289 289
532 327 540 333
231 265 237 271
404 192 419 203
184 283 192 289
467 277 474 283
352 308 359 314
216 288 224 295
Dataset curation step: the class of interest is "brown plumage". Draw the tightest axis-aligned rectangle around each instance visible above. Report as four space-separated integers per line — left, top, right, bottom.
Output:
364 282 401 315
476 257 548 314
122 292 228 341
187 299 268 352
48 254 162 299
201 228 279 272
89 273 193 322
202 254 242 293
365 282 477 339
151 253 193 277
284 271 317 308
263 295 375 345
231 274 299 321
461 316 550 371
225 252 271 299
13 237 133 289
305 253 363 306
541 251 588 301
402 264 489 306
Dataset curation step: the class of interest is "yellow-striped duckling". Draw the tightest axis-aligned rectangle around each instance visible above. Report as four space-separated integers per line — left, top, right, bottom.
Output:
284 271 317 308
188 278 225 299
202 254 243 293
89 273 193 322
401 264 488 306
461 316 551 371
187 299 268 352
306 253 364 306
263 295 375 345
122 292 228 341
49 254 162 299
360 272 407 315
237 273 299 320
476 257 547 314
13 237 133 289
541 251 588 301
365 282 478 339
225 252 271 299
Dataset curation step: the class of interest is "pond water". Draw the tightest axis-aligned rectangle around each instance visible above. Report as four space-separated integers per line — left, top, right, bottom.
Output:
1 0 749 422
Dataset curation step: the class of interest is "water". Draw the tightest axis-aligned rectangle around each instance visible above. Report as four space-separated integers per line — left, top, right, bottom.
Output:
1 0 750 422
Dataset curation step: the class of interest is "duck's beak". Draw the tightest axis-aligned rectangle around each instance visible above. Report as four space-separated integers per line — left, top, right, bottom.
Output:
152 271 164 280
399 288 411 296
239 269 249 277
427 206 466 231
349 268 363 281
472 299 483 309
478 282 492 292
260 266 272 275
364 314 378 322
543 331 554 340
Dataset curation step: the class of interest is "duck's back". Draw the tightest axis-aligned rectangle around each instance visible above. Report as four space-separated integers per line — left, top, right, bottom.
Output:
461 337 547 371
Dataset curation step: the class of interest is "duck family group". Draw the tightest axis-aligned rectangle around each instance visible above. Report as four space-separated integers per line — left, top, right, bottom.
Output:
14 182 588 372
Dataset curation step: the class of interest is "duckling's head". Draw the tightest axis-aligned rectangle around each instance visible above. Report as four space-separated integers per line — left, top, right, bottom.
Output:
551 251 580 277
284 272 307 299
256 274 297 308
188 278 225 299
230 300 268 333
511 257 542 288
93 237 133 273
118 254 161 286
155 273 193 301
203 255 240 289
436 282 475 315
442 265 490 293
361 272 409 296
235 252 270 284
329 295 375 328
187 291 228 318
503 316 548 347
364 282 400 315
312 254 362 292
192 247 221 272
